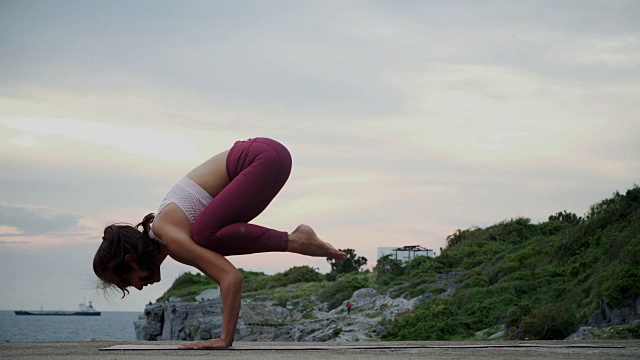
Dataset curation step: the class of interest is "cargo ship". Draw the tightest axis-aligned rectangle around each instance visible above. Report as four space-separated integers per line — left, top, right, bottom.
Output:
14 300 101 316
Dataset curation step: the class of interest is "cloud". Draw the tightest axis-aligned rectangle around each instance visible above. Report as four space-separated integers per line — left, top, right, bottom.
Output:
0 225 23 236
0 240 24 246
554 35 640 69
0 117 201 161
0 204 79 236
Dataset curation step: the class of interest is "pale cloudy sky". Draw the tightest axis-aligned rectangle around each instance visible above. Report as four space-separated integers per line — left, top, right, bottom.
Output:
0 0 638 312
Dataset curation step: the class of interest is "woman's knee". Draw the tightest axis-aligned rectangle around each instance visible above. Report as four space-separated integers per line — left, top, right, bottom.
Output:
255 138 292 180
258 138 291 164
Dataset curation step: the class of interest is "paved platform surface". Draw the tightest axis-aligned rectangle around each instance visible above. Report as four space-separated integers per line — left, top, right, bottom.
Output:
1 340 639 360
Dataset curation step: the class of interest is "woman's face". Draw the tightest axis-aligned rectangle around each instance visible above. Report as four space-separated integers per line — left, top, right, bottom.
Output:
123 257 160 291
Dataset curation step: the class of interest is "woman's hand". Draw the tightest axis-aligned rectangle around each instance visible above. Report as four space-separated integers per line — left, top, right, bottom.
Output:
179 337 233 349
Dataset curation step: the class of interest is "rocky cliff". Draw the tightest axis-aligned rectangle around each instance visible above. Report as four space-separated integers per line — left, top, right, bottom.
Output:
135 272 464 342
565 295 640 340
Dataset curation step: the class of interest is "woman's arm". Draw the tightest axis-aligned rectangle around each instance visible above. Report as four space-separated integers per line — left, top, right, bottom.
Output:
160 226 243 348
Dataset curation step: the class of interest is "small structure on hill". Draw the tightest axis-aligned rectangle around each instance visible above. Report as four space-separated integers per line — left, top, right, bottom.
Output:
377 245 434 262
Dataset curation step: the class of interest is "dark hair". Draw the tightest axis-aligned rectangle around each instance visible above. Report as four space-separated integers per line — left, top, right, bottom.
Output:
93 213 161 298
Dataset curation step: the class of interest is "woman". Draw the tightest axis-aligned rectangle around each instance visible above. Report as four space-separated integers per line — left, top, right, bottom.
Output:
93 137 347 349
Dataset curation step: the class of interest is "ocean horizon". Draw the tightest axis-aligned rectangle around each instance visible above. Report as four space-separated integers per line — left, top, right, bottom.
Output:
0 310 141 342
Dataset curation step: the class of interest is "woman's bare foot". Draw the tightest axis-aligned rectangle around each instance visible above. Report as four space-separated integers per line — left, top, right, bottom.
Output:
287 224 347 261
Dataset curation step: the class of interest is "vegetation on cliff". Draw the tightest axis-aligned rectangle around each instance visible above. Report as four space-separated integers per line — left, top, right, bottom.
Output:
382 185 640 340
158 186 640 340
157 271 218 302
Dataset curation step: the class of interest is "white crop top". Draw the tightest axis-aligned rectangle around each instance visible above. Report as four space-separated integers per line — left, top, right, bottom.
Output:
149 177 212 240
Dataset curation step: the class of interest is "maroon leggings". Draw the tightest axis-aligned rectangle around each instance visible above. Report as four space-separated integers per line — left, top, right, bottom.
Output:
191 138 292 256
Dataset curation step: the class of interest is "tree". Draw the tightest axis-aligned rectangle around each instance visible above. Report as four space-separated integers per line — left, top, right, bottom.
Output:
326 248 367 274
548 210 582 225
373 254 404 285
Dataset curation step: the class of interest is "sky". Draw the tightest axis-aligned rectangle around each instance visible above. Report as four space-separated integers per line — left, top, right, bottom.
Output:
0 0 638 312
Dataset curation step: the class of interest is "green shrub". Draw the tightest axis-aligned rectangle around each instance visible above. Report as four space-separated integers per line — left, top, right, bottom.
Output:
382 298 468 340
521 303 576 340
464 275 489 288
538 220 570 236
282 265 323 284
156 272 218 302
374 254 404 285
405 256 445 279
242 266 323 293
318 274 369 310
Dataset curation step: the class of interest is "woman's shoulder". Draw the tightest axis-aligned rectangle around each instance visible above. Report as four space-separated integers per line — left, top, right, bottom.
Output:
152 204 191 240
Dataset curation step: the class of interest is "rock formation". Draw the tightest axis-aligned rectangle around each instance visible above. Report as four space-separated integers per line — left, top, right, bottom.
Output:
135 273 463 342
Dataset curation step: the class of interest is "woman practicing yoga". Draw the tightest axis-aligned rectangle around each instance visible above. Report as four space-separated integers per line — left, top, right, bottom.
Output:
93 137 347 348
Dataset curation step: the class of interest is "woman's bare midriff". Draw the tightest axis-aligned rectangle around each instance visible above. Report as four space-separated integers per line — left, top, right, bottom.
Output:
186 150 231 198
152 150 230 244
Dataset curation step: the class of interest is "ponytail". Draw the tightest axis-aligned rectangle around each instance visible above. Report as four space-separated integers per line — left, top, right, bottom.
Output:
136 213 155 238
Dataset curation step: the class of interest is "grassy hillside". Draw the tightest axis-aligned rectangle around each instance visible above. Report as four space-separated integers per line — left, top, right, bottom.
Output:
382 186 640 340
157 186 640 340
157 271 219 302
159 267 374 312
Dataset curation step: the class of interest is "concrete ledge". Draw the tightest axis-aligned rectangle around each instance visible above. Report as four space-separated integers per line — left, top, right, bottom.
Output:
1 340 638 360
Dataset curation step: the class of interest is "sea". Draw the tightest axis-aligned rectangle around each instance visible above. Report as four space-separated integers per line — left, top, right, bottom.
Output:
0 310 141 342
